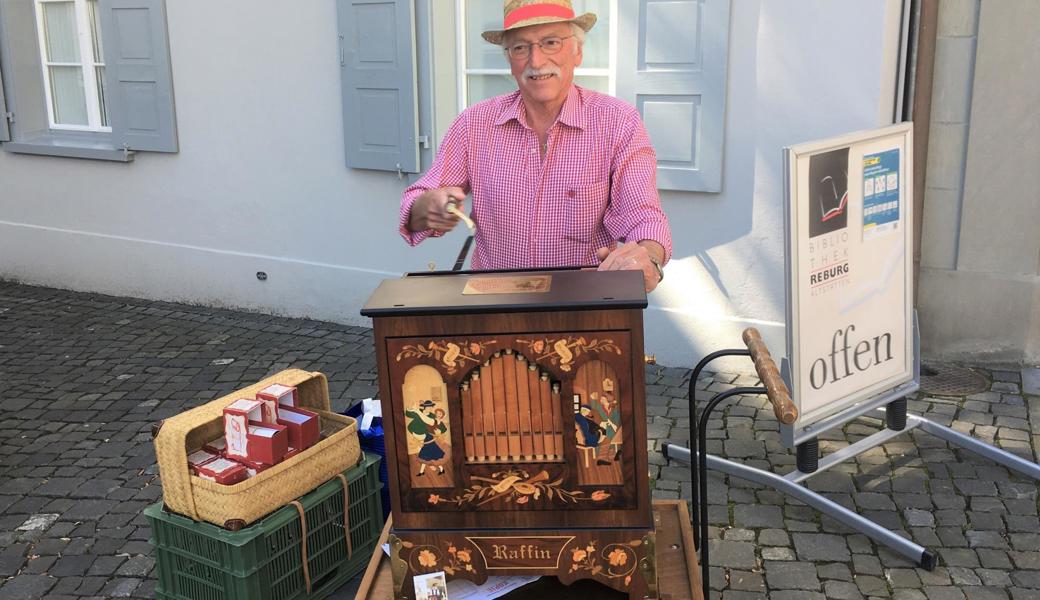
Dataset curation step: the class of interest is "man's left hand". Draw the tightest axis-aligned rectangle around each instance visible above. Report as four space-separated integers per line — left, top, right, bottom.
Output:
596 241 665 293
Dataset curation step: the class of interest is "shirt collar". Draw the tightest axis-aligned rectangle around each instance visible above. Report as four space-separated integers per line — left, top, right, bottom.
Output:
493 91 524 127
557 85 586 130
493 85 587 131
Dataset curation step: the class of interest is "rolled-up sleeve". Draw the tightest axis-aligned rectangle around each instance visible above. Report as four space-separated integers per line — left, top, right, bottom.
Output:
603 110 673 263
399 113 472 246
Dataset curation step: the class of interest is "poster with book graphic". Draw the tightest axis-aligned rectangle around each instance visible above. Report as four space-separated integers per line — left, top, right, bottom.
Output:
784 123 914 439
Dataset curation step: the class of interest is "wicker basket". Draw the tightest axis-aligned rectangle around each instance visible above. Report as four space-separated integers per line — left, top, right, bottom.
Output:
154 369 361 529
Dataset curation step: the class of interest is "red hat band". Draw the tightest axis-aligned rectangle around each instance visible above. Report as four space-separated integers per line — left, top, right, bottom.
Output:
481 1 596 45
504 3 576 29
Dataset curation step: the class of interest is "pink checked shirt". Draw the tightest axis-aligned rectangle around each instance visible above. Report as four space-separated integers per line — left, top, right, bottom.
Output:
399 85 672 270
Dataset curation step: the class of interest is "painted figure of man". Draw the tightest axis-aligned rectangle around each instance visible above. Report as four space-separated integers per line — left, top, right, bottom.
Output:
574 404 602 447
574 404 611 466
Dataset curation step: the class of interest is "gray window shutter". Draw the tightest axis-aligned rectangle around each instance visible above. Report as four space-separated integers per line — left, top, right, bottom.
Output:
617 0 731 192
0 56 9 142
97 0 177 152
337 0 420 173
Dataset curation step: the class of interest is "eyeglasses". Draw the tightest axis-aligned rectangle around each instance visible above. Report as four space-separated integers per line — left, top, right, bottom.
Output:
504 34 575 60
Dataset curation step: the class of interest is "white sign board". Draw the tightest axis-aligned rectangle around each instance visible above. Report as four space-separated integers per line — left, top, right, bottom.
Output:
784 123 914 442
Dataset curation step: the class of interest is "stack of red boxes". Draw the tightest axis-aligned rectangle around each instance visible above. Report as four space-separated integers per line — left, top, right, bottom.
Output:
258 383 321 457
184 384 321 485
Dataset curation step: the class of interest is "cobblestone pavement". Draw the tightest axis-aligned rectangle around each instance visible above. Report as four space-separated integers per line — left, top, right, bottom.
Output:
0 281 1037 599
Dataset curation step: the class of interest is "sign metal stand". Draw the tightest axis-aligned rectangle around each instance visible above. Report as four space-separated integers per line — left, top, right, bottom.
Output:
663 124 1040 584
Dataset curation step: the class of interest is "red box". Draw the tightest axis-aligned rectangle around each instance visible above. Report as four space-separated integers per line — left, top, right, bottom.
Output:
283 447 302 461
245 422 289 465
196 458 248 485
203 437 227 455
187 449 219 473
223 399 264 460
233 456 272 476
276 405 320 451
257 383 297 410
256 397 279 424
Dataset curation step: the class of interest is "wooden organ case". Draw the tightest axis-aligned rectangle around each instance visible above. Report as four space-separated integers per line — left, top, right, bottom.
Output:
362 269 658 599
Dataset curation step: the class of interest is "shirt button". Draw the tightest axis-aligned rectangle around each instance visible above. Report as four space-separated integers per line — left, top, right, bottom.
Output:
567 189 575 198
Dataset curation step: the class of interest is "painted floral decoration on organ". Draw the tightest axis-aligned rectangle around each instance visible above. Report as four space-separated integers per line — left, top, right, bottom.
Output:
395 340 498 374
516 336 622 372
402 541 474 576
427 469 611 507
569 539 642 588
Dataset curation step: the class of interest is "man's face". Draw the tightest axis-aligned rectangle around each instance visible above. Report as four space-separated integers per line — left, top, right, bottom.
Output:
505 22 582 110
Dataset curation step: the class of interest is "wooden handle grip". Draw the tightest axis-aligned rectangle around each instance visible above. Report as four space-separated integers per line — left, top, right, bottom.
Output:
445 200 476 232
742 328 797 425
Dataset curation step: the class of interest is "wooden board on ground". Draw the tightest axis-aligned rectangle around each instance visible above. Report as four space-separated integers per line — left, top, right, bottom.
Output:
354 499 703 600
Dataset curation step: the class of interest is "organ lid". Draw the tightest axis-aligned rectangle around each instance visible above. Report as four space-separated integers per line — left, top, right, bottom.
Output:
361 268 646 317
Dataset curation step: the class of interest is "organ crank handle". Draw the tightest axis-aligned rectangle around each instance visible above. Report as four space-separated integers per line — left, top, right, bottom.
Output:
445 198 475 232
445 196 475 272
741 328 798 425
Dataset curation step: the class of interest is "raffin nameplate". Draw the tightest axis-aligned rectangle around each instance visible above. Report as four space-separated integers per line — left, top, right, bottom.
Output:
466 536 574 570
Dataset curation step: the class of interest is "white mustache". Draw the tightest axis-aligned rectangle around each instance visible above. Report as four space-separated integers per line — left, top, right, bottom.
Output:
523 66 560 79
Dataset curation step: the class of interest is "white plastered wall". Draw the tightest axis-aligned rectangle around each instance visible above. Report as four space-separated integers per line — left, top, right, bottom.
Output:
0 0 903 370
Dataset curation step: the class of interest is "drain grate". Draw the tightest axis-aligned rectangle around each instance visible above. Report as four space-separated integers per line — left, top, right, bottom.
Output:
920 362 990 396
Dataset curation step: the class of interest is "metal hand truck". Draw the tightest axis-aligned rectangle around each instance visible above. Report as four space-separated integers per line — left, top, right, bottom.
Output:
662 328 798 600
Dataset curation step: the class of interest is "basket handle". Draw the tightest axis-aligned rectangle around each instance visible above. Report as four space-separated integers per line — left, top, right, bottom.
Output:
741 328 797 425
153 369 329 520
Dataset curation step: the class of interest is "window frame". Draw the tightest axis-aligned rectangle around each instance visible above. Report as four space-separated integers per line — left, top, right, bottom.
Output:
33 0 110 133
0 0 178 161
453 0 617 112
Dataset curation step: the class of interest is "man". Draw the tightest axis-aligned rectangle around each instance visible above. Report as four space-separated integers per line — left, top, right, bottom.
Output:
399 0 671 292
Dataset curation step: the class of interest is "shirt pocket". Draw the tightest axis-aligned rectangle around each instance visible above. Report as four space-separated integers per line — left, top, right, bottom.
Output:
563 180 610 243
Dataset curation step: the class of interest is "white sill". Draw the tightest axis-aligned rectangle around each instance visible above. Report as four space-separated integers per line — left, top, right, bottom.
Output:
4 134 135 162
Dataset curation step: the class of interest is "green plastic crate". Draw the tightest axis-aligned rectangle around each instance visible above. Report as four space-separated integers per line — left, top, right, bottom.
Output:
147 453 382 600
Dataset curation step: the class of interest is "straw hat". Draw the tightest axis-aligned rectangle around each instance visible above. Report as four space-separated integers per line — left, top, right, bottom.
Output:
482 0 597 45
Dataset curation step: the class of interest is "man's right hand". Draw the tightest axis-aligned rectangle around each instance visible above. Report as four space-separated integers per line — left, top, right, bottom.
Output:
408 187 467 233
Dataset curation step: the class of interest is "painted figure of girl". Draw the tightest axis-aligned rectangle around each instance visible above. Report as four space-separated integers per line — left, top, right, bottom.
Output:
406 399 447 475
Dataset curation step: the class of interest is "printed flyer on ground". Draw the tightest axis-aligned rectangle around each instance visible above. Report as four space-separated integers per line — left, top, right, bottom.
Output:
786 124 914 427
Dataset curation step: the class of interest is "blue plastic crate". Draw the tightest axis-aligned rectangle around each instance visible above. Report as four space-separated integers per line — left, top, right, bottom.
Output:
345 401 390 520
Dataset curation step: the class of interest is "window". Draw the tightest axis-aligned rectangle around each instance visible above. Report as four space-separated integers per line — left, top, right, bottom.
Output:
456 0 614 109
0 0 177 161
34 0 109 131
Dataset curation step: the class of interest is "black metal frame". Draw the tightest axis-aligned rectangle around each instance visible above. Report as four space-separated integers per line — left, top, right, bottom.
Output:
668 352 929 599
669 348 773 600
